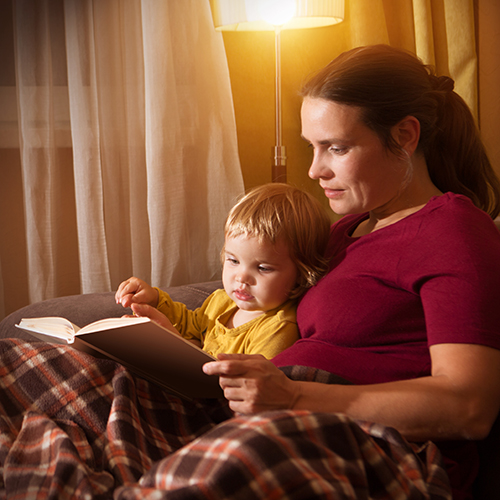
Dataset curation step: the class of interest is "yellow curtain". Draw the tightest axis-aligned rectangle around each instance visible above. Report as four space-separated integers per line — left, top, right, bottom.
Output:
222 0 499 206
477 0 500 185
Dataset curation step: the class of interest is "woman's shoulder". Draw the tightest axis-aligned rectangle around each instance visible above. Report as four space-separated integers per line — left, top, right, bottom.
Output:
421 192 499 235
426 191 485 214
404 193 500 267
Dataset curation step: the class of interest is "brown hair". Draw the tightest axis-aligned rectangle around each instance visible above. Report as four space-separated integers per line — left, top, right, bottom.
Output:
300 44 500 218
224 183 331 299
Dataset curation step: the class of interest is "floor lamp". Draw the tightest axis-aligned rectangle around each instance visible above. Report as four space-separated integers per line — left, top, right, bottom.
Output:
210 0 344 182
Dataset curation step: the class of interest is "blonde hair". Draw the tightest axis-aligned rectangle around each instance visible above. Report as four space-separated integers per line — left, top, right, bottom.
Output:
224 183 331 299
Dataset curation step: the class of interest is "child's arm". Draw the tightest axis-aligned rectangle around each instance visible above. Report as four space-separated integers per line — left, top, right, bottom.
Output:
115 277 159 308
131 303 202 348
116 278 202 348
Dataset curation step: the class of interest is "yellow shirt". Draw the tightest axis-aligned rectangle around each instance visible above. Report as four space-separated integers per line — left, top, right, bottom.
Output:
156 288 298 359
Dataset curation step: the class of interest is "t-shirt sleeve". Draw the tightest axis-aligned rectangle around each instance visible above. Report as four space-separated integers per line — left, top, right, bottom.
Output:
401 202 500 349
156 288 212 342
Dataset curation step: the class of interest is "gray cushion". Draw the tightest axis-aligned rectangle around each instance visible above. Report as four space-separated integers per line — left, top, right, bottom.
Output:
0 281 222 341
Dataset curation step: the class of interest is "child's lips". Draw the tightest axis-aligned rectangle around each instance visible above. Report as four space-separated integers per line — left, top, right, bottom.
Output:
234 288 253 301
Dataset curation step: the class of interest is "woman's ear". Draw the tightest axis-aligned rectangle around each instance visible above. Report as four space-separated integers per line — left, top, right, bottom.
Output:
392 116 420 156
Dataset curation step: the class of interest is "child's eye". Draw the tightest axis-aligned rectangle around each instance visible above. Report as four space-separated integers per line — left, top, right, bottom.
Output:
258 265 273 273
226 257 238 265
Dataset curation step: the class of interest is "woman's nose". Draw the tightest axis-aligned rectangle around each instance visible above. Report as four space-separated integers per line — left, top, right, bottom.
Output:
308 154 333 180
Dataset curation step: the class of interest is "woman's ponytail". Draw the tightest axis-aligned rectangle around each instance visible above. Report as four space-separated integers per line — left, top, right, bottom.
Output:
425 75 500 218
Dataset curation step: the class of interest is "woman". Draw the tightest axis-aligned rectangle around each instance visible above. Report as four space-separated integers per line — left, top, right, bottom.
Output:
2 45 500 500
201 45 500 499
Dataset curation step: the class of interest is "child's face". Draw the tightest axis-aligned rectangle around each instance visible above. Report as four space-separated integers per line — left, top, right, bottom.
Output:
222 234 299 313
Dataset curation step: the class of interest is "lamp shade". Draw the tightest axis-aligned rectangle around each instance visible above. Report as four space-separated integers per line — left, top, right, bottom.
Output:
210 0 344 31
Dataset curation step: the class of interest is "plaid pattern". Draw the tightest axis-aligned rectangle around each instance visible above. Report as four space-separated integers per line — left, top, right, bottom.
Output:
0 340 452 499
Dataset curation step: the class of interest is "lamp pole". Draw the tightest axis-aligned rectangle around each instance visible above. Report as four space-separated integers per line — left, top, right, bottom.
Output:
211 0 345 183
272 27 287 183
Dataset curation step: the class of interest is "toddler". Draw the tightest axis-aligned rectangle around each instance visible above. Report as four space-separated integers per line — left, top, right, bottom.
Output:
115 183 331 359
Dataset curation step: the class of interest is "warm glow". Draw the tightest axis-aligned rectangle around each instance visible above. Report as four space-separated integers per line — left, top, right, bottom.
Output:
211 0 344 32
255 0 296 27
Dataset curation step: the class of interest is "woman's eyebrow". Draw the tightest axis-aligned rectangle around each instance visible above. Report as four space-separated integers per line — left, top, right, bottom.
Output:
301 135 340 145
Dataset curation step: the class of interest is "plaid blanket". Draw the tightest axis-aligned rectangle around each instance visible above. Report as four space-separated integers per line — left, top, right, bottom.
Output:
0 340 452 500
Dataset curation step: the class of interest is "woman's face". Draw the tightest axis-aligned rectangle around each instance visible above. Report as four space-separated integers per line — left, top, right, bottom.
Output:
301 97 408 217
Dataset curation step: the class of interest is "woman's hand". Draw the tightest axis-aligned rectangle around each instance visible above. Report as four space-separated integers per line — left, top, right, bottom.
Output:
203 353 301 415
115 277 159 308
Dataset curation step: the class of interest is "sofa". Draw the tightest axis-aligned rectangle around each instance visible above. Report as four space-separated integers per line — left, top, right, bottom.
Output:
0 280 498 498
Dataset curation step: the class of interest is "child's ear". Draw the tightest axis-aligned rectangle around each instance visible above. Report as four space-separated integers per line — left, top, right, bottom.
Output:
392 115 420 156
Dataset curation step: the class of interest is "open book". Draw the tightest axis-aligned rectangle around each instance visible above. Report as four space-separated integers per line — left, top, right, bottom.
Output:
16 316 223 400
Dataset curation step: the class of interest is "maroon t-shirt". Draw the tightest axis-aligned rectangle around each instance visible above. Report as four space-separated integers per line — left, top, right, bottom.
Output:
272 193 500 499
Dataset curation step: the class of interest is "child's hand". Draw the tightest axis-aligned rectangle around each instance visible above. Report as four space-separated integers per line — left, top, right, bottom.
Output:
130 303 180 333
115 277 159 308
130 303 198 346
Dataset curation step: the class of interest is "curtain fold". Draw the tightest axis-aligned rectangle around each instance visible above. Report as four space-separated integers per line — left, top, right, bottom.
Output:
2 0 244 317
65 0 113 294
412 0 478 118
140 0 245 287
477 0 500 177
14 0 67 304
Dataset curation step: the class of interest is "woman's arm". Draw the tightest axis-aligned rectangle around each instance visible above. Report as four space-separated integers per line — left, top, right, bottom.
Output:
204 343 500 442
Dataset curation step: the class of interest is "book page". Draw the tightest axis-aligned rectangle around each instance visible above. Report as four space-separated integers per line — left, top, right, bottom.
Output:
16 317 79 342
78 316 152 335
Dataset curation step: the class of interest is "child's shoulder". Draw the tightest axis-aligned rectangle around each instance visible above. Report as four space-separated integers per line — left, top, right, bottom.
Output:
205 288 233 307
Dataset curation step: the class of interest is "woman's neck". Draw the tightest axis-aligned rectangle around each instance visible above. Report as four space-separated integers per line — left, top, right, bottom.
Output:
353 162 442 237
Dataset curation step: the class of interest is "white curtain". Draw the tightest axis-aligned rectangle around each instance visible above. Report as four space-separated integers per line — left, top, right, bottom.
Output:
2 0 244 317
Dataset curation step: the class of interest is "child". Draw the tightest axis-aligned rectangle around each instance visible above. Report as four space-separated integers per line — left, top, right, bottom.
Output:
115 183 331 359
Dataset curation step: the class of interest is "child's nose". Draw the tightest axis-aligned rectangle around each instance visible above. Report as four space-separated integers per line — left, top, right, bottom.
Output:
236 269 251 284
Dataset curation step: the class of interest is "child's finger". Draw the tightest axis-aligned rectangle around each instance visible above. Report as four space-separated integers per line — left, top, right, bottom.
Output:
115 278 137 304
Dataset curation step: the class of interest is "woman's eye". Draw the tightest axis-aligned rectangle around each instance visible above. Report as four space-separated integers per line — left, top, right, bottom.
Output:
329 146 347 155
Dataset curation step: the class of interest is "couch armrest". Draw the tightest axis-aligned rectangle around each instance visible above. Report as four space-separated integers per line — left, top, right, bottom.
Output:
0 281 223 341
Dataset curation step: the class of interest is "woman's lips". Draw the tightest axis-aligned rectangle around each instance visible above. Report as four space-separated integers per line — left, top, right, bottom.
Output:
323 187 345 199
234 289 253 301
